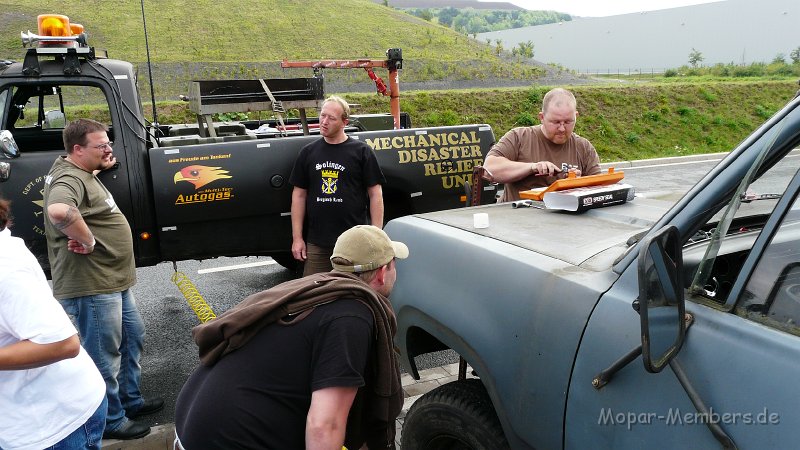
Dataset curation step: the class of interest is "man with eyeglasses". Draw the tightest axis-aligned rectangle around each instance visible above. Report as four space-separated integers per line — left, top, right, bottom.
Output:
483 88 601 202
43 118 163 440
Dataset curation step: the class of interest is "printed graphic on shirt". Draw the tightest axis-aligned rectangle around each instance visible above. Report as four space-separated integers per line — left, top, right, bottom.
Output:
105 194 118 212
316 161 345 203
321 169 338 194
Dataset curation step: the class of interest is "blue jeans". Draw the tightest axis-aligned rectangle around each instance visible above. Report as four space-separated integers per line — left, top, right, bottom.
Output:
47 397 107 450
61 289 144 432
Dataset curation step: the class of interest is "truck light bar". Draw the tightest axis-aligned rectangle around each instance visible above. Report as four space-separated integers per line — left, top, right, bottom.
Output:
39 14 83 37
29 46 92 55
21 14 88 49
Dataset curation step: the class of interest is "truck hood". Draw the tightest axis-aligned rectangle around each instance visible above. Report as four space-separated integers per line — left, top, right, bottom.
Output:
414 197 673 268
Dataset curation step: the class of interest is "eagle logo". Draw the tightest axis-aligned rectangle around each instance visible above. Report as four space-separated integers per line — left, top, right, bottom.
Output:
174 165 232 189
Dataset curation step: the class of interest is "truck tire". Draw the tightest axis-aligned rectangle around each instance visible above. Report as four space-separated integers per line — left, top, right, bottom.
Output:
401 378 510 450
270 252 301 272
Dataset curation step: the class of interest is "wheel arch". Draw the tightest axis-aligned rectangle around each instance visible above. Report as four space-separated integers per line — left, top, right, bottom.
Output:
397 311 527 448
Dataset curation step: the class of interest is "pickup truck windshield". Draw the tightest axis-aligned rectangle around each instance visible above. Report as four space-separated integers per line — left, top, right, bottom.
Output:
689 122 781 295
687 122 799 304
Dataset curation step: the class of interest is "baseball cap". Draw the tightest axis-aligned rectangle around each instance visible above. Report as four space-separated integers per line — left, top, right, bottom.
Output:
331 225 409 273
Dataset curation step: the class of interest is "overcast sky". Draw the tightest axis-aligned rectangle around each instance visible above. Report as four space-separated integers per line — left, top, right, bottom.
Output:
485 0 724 17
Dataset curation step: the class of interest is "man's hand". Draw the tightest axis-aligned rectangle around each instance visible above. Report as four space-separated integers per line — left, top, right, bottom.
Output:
100 154 117 171
290 186 308 261
531 161 561 176
47 203 96 254
532 162 582 178
292 237 307 261
67 238 95 254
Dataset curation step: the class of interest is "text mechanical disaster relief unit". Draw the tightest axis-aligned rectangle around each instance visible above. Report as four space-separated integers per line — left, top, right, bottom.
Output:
387 80 800 448
0 14 498 272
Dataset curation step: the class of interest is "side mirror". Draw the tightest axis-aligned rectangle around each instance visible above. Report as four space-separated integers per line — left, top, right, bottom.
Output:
0 130 19 159
637 225 686 373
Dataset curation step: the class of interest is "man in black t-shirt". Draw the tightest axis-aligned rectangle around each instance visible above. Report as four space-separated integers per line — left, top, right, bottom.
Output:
290 96 386 276
175 225 408 449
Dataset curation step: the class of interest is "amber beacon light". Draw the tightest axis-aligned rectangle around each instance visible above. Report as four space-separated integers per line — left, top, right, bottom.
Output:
22 14 87 48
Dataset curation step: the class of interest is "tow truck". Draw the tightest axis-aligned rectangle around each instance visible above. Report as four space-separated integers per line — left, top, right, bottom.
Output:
0 14 497 271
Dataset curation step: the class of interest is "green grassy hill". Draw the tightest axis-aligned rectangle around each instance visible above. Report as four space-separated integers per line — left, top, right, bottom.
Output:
2 0 487 61
355 81 798 161
1 0 556 99
6 3 797 162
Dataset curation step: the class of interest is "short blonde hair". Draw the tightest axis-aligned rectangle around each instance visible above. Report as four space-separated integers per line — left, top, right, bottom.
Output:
323 96 350 121
542 88 577 115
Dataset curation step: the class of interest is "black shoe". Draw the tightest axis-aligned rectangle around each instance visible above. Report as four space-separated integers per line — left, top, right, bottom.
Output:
127 397 165 419
103 419 151 440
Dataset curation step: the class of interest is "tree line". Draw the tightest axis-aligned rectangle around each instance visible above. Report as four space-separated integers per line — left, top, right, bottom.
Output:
402 7 571 34
673 46 800 77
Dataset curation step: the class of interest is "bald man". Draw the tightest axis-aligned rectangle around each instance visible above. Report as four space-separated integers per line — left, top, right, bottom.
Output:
484 88 601 202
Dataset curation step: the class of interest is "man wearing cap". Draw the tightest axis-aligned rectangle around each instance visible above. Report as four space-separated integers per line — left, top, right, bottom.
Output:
175 225 408 449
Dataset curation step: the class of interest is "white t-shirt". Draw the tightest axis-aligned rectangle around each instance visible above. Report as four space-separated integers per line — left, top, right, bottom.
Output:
0 228 106 450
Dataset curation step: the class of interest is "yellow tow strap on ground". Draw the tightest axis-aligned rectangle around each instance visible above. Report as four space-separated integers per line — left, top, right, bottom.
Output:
171 270 217 323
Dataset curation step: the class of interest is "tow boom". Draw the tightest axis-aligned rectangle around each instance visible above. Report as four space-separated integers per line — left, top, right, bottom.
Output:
281 48 403 129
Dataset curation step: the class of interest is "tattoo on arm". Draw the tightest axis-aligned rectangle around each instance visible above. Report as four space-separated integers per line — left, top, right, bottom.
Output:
53 206 82 231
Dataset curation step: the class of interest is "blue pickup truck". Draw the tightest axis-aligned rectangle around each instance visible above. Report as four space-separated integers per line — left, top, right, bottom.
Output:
387 89 800 448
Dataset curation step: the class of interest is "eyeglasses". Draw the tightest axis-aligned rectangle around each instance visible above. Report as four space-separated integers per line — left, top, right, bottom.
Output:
87 141 113 150
546 120 575 129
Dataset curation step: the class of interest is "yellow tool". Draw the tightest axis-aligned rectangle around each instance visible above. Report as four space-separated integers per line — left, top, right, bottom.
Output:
171 266 217 323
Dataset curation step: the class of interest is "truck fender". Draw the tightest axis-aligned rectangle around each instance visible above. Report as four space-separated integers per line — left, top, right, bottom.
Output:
396 307 524 447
